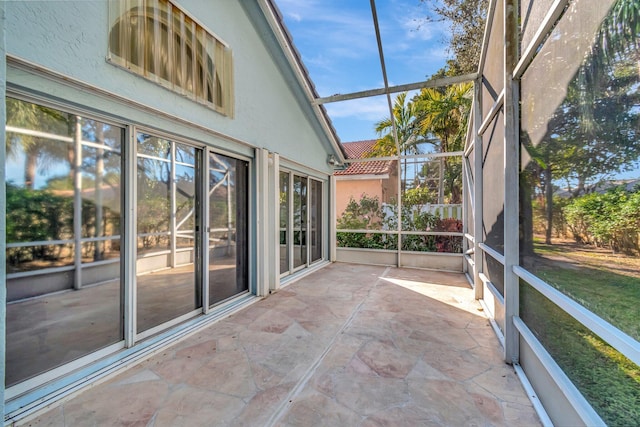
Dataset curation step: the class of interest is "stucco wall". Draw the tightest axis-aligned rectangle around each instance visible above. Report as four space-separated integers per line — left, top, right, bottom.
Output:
335 179 383 218
4 0 335 173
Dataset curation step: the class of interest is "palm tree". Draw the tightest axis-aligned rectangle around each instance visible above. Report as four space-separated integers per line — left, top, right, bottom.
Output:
366 92 422 200
368 92 419 157
6 98 71 189
413 82 472 203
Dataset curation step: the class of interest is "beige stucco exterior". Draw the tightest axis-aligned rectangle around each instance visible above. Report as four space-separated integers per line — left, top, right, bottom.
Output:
335 171 398 218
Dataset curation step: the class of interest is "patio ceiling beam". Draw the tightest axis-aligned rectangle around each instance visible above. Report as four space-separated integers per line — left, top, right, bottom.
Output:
312 73 478 105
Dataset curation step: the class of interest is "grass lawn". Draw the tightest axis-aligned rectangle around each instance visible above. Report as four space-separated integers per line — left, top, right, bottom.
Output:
520 238 640 425
531 237 640 340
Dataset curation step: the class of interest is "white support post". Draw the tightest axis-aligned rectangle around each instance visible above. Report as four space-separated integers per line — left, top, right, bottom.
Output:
503 0 520 364
396 155 402 267
330 175 337 262
462 153 468 275
473 80 484 300
269 153 280 291
288 173 294 273
170 142 176 268
202 149 210 314
226 170 232 257
1 14 7 410
73 116 83 290
255 148 270 297
95 126 104 261
306 176 311 268
124 126 137 348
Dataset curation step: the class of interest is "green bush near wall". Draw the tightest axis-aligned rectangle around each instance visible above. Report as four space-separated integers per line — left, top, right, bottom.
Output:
336 194 463 253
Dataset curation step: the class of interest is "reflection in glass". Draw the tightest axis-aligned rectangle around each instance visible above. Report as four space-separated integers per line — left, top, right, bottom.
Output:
136 154 170 255
208 152 248 306
5 98 123 386
518 1 640 422
293 175 307 268
280 171 290 274
136 133 200 333
310 179 323 263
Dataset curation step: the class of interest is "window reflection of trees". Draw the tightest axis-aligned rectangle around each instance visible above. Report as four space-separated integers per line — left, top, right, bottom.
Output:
6 98 122 273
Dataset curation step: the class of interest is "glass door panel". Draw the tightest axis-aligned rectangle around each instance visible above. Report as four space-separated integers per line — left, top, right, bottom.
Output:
293 175 307 269
208 152 248 306
279 171 290 274
136 134 201 333
310 179 322 263
5 99 124 386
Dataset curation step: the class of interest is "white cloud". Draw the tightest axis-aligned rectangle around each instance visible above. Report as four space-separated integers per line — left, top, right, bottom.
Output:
325 98 390 121
287 12 302 22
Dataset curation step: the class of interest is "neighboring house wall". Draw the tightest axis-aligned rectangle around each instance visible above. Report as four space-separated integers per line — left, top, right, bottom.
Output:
334 139 398 219
336 178 385 218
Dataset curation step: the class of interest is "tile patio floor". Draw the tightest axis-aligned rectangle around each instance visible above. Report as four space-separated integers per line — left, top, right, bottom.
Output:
22 263 541 426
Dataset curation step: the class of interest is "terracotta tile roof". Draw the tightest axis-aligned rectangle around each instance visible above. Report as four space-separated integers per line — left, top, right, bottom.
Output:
335 140 393 176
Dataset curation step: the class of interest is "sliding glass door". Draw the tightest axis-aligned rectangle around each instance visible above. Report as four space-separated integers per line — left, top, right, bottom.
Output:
280 172 324 275
279 171 290 274
310 178 322 263
5 98 252 390
5 98 124 387
293 175 307 269
136 134 202 334
208 152 249 306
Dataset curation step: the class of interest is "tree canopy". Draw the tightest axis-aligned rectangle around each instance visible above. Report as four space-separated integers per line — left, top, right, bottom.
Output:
419 0 487 75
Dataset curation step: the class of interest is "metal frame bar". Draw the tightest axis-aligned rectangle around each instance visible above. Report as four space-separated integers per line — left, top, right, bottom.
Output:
343 151 464 163
6 126 122 154
169 141 177 268
313 73 477 105
368 0 403 268
256 148 270 297
514 0 569 80
478 90 504 136
201 148 210 314
513 363 554 427
473 80 484 299
1 27 7 412
503 0 520 364
270 153 280 291
124 125 137 348
514 317 606 426
478 242 505 265
514 266 640 366
329 175 337 262
73 117 83 290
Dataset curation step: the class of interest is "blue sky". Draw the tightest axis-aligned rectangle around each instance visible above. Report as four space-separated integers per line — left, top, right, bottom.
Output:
275 0 452 143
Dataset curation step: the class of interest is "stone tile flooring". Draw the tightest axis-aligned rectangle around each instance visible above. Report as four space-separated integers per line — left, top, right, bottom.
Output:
22 263 540 426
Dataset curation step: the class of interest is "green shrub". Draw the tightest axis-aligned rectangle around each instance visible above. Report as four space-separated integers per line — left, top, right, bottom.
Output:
564 187 640 254
336 195 463 253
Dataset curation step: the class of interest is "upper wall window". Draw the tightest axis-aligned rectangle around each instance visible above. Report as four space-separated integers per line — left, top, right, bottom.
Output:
108 0 234 117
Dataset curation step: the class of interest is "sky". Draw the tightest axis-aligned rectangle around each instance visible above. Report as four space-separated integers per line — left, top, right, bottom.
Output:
274 0 453 143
